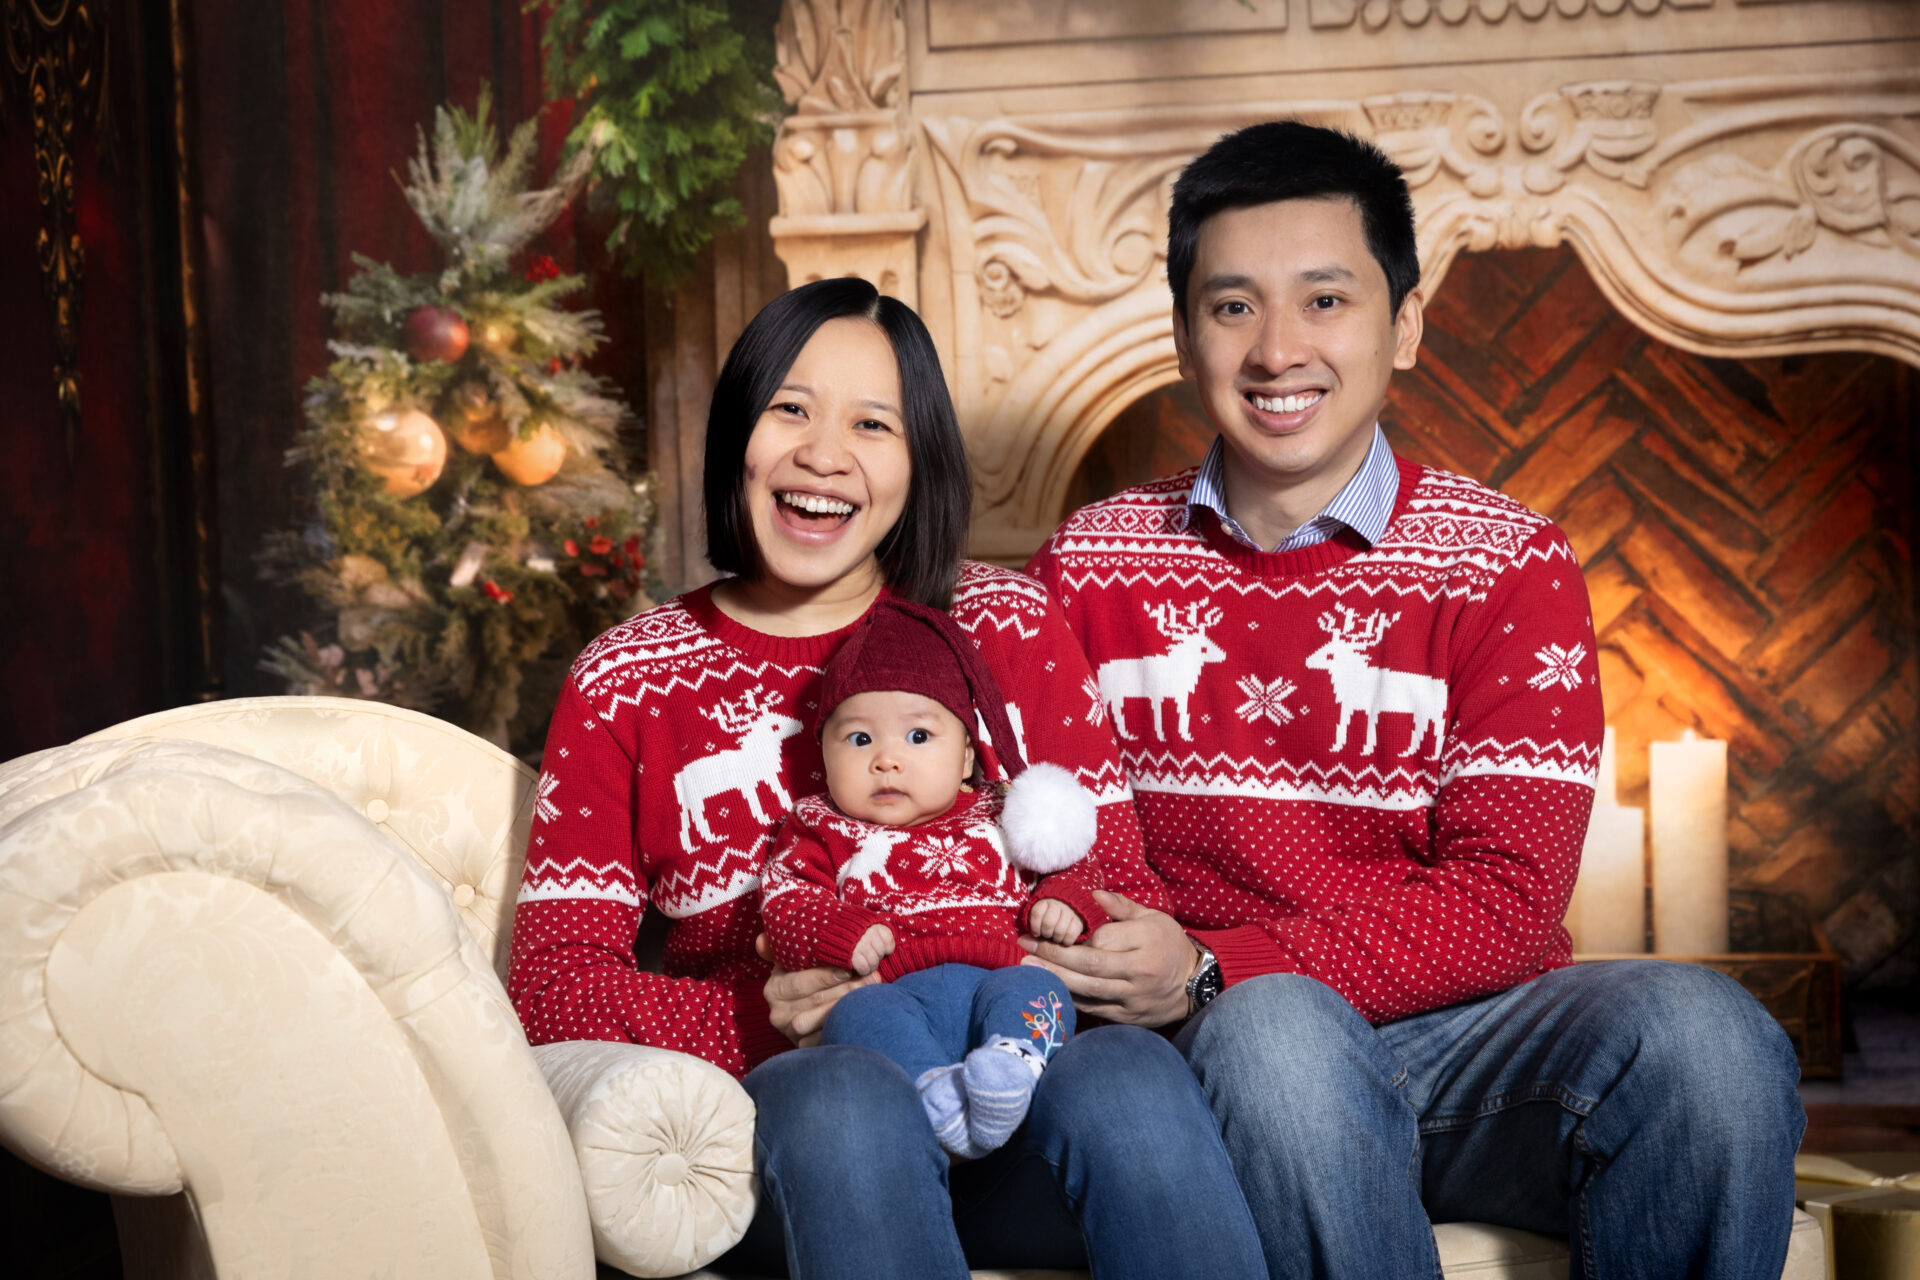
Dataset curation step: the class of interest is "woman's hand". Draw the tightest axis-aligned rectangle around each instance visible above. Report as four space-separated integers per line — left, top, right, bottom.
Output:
757 934 882 1047
1027 898 1087 945
850 923 896 976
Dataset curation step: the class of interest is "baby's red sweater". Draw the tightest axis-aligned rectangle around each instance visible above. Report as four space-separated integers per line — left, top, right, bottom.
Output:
760 788 1108 981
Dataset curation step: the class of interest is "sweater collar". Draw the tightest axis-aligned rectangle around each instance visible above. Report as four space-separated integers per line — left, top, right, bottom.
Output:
682 584 876 667
1184 424 1399 552
1188 457 1425 579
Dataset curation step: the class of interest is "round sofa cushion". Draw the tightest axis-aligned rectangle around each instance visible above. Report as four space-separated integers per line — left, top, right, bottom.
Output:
533 1040 757 1277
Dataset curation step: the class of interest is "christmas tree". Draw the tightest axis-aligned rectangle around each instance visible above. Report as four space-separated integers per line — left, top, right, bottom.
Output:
262 91 656 755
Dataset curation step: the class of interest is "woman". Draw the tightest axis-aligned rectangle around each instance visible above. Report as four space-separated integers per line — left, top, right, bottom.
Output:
508 278 1265 1278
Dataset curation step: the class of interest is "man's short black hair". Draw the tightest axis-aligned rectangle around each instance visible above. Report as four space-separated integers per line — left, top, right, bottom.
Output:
704 276 971 609
1167 120 1420 324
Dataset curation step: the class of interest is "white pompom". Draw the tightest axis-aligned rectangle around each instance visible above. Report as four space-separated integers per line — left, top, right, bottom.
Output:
1001 761 1098 874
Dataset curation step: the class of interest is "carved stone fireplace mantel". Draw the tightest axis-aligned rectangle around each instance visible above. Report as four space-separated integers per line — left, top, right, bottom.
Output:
769 0 1920 560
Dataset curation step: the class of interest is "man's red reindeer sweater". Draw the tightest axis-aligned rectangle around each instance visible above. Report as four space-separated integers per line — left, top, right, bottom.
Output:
1026 458 1604 1024
507 563 1168 1078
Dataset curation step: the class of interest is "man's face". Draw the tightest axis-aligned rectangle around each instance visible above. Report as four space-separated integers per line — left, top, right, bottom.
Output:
1174 197 1422 497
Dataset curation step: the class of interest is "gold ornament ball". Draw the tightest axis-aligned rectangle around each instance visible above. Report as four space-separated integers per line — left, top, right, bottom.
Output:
475 322 515 355
450 405 513 454
357 408 448 497
491 423 567 486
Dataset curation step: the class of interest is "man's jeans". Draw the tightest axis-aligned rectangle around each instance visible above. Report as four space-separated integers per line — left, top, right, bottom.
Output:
1176 961 1805 1280
719 1025 1269 1279
821 962 1075 1078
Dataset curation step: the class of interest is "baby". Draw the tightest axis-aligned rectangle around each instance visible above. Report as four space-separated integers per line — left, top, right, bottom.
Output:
760 598 1109 1159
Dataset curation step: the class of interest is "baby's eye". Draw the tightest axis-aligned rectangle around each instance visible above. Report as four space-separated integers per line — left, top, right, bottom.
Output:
849 731 872 747
907 728 931 744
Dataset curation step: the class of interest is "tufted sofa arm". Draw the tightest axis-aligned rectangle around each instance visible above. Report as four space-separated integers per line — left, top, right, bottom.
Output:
0 697 761 1279
0 733 597 1277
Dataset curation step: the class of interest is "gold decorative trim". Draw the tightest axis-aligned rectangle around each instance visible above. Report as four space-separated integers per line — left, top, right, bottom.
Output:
4 0 109 457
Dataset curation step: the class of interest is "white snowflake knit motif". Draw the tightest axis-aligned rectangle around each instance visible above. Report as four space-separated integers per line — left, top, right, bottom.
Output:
534 771 561 824
1235 674 1300 727
917 834 976 879
1527 642 1588 692
1082 676 1106 725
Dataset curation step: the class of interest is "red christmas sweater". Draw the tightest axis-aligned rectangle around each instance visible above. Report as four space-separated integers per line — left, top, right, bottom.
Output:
1026 458 1604 1024
507 562 1168 1078
761 788 1109 981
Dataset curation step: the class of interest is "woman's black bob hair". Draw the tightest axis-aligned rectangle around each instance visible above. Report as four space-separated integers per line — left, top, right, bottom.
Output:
704 277 972 609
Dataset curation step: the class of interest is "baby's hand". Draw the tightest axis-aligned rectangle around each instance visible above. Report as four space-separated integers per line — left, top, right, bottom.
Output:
850 923 896 976
1028 898 1086 945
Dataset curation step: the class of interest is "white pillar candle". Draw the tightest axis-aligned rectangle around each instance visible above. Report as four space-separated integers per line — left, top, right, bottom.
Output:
1649 729 1729 955
1568 728 1647 954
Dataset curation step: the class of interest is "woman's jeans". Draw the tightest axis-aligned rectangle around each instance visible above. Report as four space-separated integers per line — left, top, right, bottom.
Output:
1176 960 1806 1280
721 1024 1269 1279
820 962 1075 1078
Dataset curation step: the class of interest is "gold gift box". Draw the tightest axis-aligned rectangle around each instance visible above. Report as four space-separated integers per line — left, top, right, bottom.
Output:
1795 1154 1920 1280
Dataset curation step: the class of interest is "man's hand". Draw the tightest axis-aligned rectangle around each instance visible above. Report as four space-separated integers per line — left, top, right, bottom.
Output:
1027 897 1086 945
1019 890 1200 1029
757 934 881 1047
849 923 896 976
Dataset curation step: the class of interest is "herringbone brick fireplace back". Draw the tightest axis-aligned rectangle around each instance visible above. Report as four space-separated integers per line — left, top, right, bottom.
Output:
1067 246 1918 988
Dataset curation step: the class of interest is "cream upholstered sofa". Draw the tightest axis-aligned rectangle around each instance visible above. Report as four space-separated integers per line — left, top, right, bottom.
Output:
0 697 1824 1280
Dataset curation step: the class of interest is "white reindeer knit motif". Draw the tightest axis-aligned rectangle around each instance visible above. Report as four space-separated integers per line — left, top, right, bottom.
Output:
1303 605 1448 758
672 686 804 851
1096 599 1227 741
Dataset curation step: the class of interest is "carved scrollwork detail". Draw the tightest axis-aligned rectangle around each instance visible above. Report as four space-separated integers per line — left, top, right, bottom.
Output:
1662 125 1920 269
1310 0 1710 29
3 0 108 456
1515 80 1662 193
771 0 914 219
929 119 1182 320
1364 92 1507 197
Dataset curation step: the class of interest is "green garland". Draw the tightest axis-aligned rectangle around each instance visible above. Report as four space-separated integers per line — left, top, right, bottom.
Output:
537 0 785 285
262 92 657 756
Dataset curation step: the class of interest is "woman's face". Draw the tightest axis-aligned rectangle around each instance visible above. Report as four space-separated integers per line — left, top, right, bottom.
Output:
740 317 912 595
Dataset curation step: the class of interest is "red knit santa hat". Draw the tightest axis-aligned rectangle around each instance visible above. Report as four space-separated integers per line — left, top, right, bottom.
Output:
818 597 1097 873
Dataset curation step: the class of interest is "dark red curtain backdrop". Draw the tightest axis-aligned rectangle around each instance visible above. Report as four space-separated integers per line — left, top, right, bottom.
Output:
1 5 171 761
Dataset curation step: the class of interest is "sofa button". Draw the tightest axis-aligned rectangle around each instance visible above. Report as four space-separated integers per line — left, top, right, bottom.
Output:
365 798 390 823
655 1153 690 1187
452 883 476 908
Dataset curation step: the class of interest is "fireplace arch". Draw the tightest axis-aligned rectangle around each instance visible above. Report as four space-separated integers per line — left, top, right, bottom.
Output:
768 0 1920 561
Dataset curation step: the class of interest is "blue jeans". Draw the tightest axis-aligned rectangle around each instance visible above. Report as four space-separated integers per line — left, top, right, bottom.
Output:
820 963 1075 1077
721 1026 1269 1279
1176 961 1805 1280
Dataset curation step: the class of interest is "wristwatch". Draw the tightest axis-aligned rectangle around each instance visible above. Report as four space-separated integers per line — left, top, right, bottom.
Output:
1185 938 1223 1019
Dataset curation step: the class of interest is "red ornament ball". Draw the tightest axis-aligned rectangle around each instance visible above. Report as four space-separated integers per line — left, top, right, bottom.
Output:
405 306 470 363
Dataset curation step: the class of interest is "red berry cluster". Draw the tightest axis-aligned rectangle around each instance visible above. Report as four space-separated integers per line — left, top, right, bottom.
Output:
524 254 562 283
562 515 645 596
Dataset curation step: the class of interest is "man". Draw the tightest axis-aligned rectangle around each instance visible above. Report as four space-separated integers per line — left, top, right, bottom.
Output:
1023 121 1803 1279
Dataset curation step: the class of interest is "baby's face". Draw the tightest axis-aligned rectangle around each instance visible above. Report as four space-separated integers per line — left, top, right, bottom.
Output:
821 690 975 826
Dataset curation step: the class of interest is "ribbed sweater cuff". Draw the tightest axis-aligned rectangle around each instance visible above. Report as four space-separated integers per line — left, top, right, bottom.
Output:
1024 879 1108 940
1191 924 1296 987
814 904 890 971
733 980 793 1075
877 935 1026 982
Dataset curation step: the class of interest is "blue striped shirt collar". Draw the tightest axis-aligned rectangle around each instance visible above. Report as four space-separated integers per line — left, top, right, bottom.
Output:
1183 424 1399 553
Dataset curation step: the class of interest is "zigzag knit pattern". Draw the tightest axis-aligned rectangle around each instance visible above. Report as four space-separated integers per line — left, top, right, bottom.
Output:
1027 458 1605 1024
507 562 1170 1078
